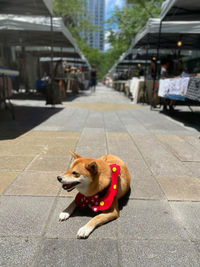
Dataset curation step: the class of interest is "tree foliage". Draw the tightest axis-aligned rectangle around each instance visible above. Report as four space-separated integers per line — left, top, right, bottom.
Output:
53 0 97 40
53 0 165 79
53 0 103 76
103 0 164 77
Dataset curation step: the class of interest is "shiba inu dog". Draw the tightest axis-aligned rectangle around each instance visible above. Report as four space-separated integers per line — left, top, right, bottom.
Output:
57 151 130 239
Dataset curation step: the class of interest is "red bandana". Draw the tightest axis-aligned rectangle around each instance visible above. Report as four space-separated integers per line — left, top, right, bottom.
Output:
75 164 120 212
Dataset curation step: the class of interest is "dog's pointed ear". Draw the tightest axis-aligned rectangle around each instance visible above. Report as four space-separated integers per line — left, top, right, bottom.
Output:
86 161 98 176
69 151 82 159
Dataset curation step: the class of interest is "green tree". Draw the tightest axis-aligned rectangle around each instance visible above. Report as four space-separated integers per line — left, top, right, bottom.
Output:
53 0 105 78
53 0 97 40
104 0 164 75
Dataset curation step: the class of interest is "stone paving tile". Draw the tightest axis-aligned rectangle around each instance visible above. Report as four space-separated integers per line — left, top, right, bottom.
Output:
0 139 18 147
32 108 82 132
125 124 149 134
0 156 34 171
0 237 40 267
0 143 44 156
4 171 60 196
75 128 107 158
45 137 79 146
104 112 127 133
155 176 200 201
132 108 188 133
117 108 150 134
50 108 88 132
118 200 188 240
16 132 80 147
183 162 200 178
84 111 105 128
170 202 200 240
126 159 153 179
35 238 119 267
0 172 19 194
45 197 118 239
183 135 200 151
24 130 80 139
194 242 200 253
27 155 70 172
67 101 139 112
119 240 200 267
157 134 200 162
41 144 76 157
106 132 143 161
16 137 49 146
131 134 192 177
132 175 165 200
0 196 54 236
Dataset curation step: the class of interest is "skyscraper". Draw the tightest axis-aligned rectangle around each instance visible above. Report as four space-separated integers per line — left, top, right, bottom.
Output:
83 0 105 51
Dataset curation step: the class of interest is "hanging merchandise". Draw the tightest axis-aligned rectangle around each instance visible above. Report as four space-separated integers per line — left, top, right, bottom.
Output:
158 77 190 101
186 77 200 102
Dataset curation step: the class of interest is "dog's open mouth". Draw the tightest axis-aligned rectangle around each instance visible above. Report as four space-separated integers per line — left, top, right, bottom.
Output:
62 182 80 192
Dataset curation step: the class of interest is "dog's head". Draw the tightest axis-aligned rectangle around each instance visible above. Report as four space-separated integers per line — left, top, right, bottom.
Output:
57 151 110 196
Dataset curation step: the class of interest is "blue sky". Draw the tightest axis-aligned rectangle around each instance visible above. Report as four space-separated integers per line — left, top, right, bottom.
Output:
104 0 125 50
105 0 125 20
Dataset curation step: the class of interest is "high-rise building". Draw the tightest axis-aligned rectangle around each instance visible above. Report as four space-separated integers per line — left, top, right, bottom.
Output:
83 0 105 51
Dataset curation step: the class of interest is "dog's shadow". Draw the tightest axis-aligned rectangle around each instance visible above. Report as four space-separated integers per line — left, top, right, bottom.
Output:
71 187 131 219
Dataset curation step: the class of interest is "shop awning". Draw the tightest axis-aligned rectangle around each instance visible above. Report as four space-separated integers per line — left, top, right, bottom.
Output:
0 0 53 16
0 15 75 48
161 0 200 21
132 18 200 50
0 15 90 69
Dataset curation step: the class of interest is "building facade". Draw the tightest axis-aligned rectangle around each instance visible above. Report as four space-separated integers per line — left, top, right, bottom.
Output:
83 0 105 51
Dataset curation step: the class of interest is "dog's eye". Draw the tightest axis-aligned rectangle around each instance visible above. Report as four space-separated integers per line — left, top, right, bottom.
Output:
72 171 80 177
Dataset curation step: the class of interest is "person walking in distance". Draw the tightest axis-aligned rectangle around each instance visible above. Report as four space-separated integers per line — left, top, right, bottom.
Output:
90 65 97 92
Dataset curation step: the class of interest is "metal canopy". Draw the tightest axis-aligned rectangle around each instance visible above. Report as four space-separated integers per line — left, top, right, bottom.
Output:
118 60 151 66
133 18 200 50
161 0 200 21
0 16 75 48
0 0 53 16
0 15 90 68
19 46 82 58
18 46 91 67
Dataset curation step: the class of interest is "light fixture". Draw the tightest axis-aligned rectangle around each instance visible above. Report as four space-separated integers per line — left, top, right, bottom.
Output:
152 57 156 61
177 41 182 47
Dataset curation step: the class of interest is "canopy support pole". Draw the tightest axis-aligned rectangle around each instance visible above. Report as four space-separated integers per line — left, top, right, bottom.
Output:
151 19 162 109
50 15 54 78
143 36 149 104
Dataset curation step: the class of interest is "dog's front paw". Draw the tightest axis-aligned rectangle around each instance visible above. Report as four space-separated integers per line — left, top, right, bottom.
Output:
77 225 94 239
59 212 70 221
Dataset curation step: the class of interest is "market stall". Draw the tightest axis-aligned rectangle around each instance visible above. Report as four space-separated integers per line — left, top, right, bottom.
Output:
0 0 53 16
0 0 54 115
132 18 200 107
158 0 200 108
0 15 90 103
161 0 200 21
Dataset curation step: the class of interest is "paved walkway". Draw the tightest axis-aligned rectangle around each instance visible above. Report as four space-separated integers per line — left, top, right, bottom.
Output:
0 84 200 266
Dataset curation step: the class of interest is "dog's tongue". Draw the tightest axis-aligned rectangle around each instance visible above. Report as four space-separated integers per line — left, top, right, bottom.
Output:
62 184 72 190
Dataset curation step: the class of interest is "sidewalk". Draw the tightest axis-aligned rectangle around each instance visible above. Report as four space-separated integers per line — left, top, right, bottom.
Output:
0 84 200 266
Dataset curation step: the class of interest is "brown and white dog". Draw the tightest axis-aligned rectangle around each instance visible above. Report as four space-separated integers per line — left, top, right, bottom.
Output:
57 151 130 239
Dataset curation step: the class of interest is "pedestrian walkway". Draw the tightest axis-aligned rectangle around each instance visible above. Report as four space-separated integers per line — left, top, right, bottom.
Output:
0 84 200 266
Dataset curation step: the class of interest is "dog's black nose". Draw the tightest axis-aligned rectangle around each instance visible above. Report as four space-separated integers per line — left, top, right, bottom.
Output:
57 176 62 182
